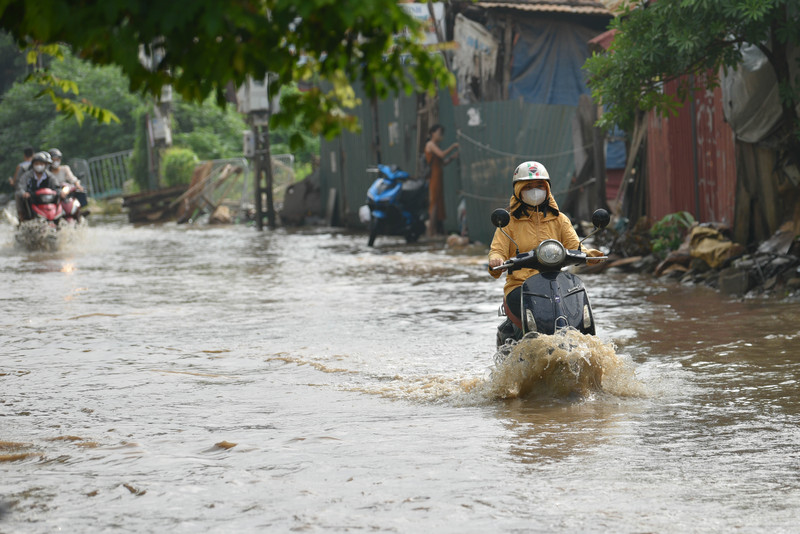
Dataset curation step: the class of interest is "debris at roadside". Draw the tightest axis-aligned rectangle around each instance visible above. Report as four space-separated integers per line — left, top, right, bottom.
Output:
576 215 800 299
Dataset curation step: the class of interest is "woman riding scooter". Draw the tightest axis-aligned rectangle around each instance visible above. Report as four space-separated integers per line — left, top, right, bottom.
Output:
487 161 604 331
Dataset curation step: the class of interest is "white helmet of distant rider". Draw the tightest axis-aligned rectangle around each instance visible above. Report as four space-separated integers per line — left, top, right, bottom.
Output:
32 151 52 174
49 148 63 168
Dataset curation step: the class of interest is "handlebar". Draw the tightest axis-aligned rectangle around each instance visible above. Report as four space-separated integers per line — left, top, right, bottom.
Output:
490 250 608 272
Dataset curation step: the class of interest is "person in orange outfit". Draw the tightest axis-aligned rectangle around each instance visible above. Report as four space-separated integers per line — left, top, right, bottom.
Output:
424 124 458 237
488 160 603 328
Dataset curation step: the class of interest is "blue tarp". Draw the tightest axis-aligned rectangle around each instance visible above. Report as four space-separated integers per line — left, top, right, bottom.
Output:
509 19 627 169
606 125 626 169
509 19 600 107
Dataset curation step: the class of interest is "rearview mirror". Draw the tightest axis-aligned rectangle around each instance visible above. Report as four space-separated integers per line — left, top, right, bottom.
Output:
491 208 510 229
591 209 610 229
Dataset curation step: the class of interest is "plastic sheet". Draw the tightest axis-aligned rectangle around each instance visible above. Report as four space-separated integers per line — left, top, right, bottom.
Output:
509 19 600 106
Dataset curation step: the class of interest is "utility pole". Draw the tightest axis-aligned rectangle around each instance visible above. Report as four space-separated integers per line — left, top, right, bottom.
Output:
251 119 264 231
239 75 277 231
252 118 276 230
140 41 172 191
263 121 276 229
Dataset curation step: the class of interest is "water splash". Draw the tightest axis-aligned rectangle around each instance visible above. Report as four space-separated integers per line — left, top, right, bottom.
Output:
481 329 646 400
14 218 88 251
274 330 645 405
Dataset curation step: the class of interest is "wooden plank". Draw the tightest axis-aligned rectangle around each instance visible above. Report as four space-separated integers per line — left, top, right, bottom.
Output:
755 145 779 236
170 163 216 208
502 15 512 100
122 185 188 207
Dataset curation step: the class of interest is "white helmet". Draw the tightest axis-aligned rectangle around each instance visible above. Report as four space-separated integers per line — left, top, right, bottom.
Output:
512 161 550 183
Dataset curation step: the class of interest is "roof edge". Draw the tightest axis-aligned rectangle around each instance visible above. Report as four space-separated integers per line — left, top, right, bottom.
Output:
475 2 612 16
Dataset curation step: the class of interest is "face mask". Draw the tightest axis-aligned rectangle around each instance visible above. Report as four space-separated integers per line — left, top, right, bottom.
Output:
51 160 61 168
33 164 46 173
521 187 547 206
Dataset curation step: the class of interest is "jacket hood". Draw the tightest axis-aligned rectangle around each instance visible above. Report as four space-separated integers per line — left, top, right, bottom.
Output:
509 180 560 217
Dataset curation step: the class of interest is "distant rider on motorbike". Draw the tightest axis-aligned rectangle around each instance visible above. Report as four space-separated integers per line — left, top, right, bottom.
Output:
17 151 63 221
49 148 87 207
48 148 82 188
487 161 604 329
10 146 34 221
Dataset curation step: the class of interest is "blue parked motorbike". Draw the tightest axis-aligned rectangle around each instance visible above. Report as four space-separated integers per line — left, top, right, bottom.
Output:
365 164 428 247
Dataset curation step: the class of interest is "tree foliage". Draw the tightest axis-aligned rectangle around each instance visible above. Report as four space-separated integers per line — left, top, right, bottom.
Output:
0 0 453 139
584 0 800 135
0 47 318 193
0 48 145 191
0 30 26 95
42 50 142 157
172 95 248 161
162 147 199 187
25 44 121 125
269 85 321 166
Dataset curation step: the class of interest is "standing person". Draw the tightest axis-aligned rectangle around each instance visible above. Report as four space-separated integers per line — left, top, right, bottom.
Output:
424 124 458 237
487 161 603 328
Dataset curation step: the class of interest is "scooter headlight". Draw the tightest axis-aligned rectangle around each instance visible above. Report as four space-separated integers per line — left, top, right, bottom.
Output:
536 239 566 268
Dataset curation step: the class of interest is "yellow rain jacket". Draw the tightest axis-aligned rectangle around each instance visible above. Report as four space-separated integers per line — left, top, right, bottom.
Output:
488 181 598 297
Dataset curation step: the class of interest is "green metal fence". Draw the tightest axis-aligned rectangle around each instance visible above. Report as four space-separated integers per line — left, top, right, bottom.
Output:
71 150 133 200
453 100 577 244
318 89 578 244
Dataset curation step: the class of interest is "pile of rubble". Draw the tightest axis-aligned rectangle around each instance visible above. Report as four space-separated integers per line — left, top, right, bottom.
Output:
587 219 800 297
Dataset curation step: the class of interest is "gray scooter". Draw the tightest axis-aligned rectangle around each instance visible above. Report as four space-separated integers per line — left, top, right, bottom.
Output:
490 208 610 347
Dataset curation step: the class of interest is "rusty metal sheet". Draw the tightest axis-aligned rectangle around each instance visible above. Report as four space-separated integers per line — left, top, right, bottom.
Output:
647 79 737 226
695 85 737 226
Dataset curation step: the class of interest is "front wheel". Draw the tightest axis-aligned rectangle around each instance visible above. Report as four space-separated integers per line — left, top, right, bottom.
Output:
405 230 421 244
404 216 426 244
367 216 381 247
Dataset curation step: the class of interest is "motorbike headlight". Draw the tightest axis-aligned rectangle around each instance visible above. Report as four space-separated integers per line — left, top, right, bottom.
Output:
536 239 566 268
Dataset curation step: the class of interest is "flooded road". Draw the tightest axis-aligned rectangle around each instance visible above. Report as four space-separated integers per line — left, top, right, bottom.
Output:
2 218 800 532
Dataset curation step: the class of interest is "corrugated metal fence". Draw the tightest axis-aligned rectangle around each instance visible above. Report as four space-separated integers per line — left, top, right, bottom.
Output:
647 81 736 225
454 100 577 244
319 89 578 244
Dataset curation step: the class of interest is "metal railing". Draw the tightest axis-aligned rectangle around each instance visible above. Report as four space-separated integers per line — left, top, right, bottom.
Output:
71 150 133 200
237 153 295 208
70 151 295 204
198 157 251 210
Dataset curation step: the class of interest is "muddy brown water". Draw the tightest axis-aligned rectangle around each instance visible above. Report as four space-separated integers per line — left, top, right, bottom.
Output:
2 217 800 532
